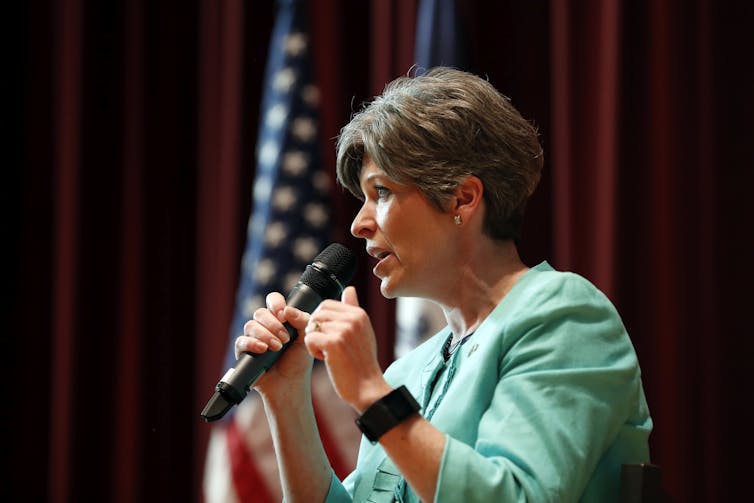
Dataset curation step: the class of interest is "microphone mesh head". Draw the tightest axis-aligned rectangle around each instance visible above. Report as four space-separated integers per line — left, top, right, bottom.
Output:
316 243 357 281
299 243 357 299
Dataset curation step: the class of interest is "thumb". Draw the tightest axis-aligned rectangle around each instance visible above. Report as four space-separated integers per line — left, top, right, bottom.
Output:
341 285 360 307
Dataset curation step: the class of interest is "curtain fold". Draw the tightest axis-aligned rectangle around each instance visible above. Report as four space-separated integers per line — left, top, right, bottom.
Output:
112 0 145 500
50 0 82 499
551 0 621 295
194 0 248 494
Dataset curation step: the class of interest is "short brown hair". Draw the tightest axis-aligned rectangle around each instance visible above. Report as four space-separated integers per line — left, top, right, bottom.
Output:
336 67 543 240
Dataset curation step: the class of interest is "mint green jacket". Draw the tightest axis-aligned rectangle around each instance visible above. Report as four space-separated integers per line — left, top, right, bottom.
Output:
324 262 652 502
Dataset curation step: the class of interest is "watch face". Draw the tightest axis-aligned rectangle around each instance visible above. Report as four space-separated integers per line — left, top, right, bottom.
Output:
356 386 420 442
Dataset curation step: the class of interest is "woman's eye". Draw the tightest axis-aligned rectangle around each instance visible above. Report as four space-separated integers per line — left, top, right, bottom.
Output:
375 185 390 199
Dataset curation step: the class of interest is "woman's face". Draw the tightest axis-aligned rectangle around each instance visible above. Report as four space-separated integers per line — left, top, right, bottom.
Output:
351 157 455 299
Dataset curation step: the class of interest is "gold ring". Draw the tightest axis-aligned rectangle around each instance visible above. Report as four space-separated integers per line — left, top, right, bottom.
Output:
312 320 321 332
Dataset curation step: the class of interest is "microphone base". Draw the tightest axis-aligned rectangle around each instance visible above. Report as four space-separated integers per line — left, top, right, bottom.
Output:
201 390 235 422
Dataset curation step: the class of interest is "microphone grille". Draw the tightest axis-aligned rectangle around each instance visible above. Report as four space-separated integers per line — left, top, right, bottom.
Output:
315 243 358 283
299 243 358 299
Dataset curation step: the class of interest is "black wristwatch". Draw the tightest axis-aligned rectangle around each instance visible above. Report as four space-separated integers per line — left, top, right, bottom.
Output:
355 385 421 443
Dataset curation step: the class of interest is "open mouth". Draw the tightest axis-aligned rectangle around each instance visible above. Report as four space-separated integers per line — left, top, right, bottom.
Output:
368 248 393 276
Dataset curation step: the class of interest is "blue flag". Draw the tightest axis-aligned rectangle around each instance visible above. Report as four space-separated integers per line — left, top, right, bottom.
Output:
414 0 468 70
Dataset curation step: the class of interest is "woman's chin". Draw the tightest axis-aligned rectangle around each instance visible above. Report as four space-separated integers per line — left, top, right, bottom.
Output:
379 275 420 300
379 279 398 299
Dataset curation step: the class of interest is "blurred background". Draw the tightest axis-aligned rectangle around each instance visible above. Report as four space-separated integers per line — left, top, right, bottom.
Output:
5 0 754 501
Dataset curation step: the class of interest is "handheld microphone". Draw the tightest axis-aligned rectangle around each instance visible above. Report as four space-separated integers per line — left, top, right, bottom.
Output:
201 243 357 422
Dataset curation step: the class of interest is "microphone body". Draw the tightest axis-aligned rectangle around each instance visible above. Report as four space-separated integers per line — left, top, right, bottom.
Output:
201 243 356 422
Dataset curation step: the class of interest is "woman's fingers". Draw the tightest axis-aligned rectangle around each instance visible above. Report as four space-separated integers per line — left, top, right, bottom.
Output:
235 303 297 359
282 305 311 331
265 291 287 319
302 300 384 407
304 298 375 362
235 333 271 358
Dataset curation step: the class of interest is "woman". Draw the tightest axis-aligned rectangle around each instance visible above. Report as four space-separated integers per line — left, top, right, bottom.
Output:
237 67 652 502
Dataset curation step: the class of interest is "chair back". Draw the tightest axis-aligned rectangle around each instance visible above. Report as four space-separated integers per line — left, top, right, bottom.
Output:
619 463 665 503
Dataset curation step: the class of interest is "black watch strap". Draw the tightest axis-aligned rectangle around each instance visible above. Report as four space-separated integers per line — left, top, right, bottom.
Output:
355 385 421 443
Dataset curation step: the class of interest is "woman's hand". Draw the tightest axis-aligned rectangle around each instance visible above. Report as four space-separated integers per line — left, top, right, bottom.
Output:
304 286 392 413
235 292 314 396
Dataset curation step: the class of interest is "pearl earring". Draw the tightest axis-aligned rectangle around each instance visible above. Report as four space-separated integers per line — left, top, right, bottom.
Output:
454 214 462 225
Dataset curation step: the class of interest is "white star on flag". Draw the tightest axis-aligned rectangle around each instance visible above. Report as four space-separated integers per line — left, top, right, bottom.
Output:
285 32 307 56
283 151 309 176
242 295 263 319
292 117 317 142
253 258 277 286
313 170 331 193
264 222 288 247
272 186 298 211
293 237 320 263
273 67 296 92
283 271 303 293
303 202 328 228
301 84 320 106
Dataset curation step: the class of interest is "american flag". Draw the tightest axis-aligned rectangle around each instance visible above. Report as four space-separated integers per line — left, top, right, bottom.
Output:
203 1 360 501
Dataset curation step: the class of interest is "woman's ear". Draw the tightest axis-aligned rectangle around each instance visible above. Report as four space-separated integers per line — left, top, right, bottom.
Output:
452 175 484 222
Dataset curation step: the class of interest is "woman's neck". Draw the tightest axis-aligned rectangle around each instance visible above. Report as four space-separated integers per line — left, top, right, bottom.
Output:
439 239 528 341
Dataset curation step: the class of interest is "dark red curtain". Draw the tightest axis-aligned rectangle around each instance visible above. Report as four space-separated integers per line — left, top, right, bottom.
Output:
6 0 753 502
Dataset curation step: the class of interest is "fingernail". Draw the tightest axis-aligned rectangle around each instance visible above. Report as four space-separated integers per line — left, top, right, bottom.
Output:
278 329 290 343
269 339 283 350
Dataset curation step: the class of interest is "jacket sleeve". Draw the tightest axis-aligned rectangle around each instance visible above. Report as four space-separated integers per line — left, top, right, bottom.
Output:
322 468 353 503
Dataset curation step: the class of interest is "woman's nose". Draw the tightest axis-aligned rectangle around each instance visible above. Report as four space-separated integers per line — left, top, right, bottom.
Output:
350 203 375 238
